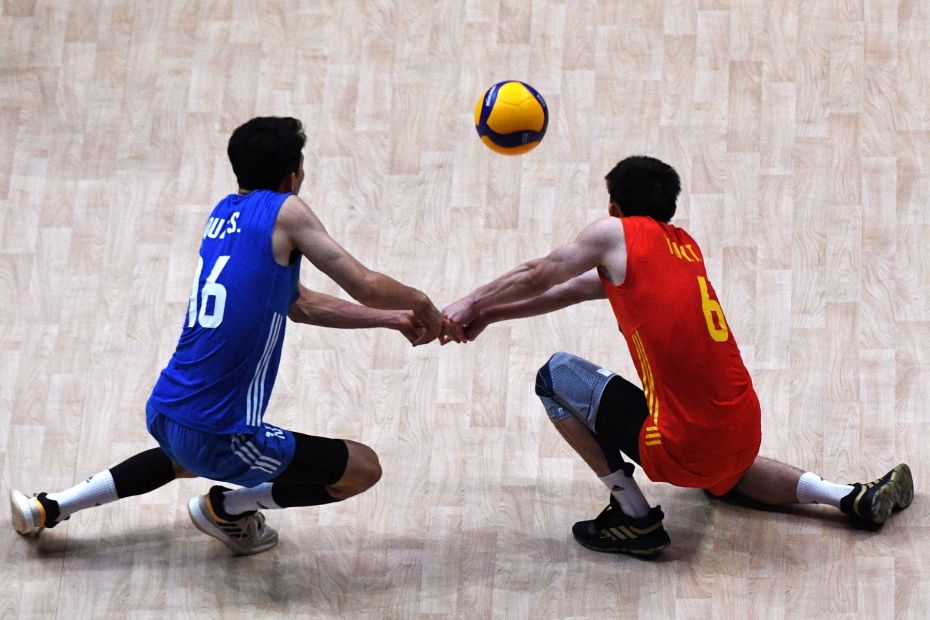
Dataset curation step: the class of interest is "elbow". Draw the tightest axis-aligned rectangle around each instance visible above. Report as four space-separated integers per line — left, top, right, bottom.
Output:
288 287 323 324
288 296 315 324
522 259 554 293
551 283 589 308
552 287 576 307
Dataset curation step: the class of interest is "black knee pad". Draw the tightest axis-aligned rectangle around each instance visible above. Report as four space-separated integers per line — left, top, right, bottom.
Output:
273 434 349 486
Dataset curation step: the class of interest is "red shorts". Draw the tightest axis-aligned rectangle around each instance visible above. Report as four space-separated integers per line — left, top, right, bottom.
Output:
638 439 760 495
637 403 762 496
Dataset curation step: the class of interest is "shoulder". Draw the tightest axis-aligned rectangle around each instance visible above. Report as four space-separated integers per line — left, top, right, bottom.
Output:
277 195 322 229
278 194 306 218
579 216 625 248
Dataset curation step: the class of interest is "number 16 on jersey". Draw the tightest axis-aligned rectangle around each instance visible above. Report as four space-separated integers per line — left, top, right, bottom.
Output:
188 256 230 329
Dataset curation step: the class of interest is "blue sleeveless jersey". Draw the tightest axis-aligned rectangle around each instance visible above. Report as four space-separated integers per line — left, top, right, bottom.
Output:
149 190 300 434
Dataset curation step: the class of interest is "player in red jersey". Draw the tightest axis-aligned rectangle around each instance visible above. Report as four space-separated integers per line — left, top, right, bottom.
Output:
443 156 914 556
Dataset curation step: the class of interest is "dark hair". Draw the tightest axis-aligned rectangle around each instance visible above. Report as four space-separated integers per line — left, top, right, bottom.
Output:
227 117 306 190
604 156 681 222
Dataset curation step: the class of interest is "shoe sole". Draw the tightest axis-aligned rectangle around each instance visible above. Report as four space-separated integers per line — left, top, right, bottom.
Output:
187 496 278 556
572 534 670 558
187 496 240 554
10 490 40 537
870 463 914 525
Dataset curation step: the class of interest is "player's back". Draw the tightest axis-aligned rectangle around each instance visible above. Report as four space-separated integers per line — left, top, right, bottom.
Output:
599 216 761 486
148 190 300 435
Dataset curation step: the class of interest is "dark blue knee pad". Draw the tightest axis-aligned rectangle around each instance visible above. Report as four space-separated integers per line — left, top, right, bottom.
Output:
535 354 558 399
535 353 627 471
535 353 574 422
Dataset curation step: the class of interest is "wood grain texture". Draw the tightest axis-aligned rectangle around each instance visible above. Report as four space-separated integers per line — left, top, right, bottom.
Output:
1 1 928 618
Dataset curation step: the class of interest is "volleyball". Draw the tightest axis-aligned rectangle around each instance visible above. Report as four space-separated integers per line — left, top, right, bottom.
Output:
474 80 548 155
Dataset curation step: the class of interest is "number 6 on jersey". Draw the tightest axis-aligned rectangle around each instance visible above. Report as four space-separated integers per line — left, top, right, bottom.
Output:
697 276 729 342
188 256 231 328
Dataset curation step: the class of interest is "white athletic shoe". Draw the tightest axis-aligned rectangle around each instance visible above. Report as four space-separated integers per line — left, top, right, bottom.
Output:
11 489 47 536
187 488 278 556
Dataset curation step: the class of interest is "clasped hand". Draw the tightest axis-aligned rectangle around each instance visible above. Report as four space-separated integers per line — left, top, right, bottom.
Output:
392 294 487 346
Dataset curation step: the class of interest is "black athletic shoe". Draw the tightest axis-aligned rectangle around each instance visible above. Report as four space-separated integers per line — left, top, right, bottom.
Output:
840 463 914 530
572 497 670 557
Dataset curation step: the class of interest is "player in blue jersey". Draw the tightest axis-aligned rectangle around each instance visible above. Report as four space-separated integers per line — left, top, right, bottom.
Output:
11 117 445 555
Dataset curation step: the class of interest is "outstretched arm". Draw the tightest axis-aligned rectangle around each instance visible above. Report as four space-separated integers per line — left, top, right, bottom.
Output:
443 217 624 341
275 196 444 345
459 270 607 341
288 284 424 344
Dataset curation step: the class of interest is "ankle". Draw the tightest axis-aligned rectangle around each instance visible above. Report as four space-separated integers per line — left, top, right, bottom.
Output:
599 467 650 518
208 486 254 521
35 493 62 528
796 472 853 508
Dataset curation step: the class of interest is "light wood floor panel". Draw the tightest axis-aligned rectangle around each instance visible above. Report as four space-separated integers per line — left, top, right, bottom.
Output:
2 1 929 618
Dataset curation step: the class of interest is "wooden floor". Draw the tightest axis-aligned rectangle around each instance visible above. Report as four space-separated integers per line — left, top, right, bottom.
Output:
2 0 929 617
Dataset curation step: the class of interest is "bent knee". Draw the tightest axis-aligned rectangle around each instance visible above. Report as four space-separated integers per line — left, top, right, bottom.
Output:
359 448 383 488
342 441 383 490
536 351 572 398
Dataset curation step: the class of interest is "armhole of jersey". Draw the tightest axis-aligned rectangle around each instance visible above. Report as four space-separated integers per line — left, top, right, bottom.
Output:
615 216 637 291
275 198 303 307
266 193 296 271
289 251 302 305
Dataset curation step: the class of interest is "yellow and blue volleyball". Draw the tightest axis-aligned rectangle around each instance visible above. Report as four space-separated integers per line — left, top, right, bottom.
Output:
474 80 548 155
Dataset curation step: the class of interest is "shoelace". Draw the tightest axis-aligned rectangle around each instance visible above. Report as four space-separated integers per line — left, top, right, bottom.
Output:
596 504 664 530
594 503 617 528
236 512 266 542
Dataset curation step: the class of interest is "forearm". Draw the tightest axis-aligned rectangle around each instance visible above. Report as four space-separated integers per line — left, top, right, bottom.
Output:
289 289 397 329
354 272 431 313
481 279 589 325
350 270 442 345
468 259 553 314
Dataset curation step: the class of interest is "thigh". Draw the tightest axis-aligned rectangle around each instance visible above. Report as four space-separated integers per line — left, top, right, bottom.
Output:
149 413 296 487
593 375 650 464
271 431 349 487
227 422 298 486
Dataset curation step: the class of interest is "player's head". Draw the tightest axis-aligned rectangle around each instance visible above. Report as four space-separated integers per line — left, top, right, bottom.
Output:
228 117 306 194
604 156 680 222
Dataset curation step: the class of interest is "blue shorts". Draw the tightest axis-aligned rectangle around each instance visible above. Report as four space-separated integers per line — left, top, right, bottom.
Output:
146 400 296 488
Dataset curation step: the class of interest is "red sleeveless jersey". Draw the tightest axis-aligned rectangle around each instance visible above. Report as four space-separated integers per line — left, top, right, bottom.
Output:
598 216 761 494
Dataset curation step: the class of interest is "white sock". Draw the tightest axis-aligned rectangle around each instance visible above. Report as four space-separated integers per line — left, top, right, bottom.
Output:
222 483 281 515
599 468 650 518
47 470 119 520
796 472 853 508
